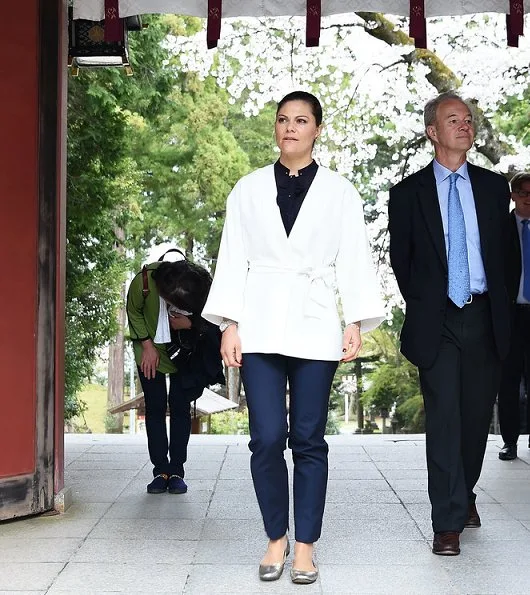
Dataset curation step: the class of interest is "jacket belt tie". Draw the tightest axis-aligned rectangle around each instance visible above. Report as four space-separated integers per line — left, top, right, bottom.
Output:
248 262 335 319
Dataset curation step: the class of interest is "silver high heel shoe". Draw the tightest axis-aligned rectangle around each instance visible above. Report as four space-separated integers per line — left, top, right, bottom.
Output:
258 537 290 581
290 564 318 585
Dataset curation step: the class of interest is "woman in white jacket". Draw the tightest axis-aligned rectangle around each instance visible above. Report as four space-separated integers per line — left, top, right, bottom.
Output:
202 91 384 584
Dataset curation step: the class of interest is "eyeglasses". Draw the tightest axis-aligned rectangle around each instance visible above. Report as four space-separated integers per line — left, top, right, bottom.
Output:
168 305 193 317
514 190 530 198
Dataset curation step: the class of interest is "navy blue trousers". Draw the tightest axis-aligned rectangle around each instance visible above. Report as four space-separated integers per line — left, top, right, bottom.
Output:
241 353 338 544
137 368 191 478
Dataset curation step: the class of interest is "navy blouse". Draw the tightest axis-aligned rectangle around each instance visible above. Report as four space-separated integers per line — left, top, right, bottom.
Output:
274 159 318 236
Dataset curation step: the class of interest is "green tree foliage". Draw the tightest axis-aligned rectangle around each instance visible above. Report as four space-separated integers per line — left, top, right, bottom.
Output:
129 73 250 260
362 311 423 431
396 395 425 433
226 102 278 171
66 16 254 418
67 75 133 417
65 16 177 417
325 410 341 435
495 85 530 148
363 362 420 412
210 410 249 434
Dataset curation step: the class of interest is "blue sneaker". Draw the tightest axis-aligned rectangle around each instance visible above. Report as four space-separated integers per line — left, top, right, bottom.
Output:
147 473 169 494
168 475 187 494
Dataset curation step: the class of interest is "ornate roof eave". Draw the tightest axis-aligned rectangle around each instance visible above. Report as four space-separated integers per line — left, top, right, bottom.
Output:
73 1 528 48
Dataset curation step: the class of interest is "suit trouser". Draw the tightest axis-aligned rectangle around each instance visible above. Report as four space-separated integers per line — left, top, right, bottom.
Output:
241 353 338 544
418 296 500 533
498 305 530 445
138 368 191 477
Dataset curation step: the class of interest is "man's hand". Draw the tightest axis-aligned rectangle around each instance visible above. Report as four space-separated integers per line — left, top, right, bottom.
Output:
341 323 362 363
169 314 192 330
140 339 159 379
220 324 242 368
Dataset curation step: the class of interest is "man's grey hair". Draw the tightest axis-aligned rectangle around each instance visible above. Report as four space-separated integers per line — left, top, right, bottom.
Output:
510 172 530 192
423 91 473 130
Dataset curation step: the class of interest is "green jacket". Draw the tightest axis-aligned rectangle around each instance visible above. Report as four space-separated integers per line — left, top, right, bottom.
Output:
126 262 177 374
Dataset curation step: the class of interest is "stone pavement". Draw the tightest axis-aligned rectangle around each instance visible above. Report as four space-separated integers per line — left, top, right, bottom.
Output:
1 433 530 594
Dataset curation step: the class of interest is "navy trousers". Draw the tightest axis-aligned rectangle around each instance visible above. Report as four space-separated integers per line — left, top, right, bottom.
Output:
137 368 191 478
498 306 530 445
241 353 338 544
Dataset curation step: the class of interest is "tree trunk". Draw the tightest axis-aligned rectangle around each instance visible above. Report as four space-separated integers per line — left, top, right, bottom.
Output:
185 233 194 260
107 284 125 433
107 226 126 433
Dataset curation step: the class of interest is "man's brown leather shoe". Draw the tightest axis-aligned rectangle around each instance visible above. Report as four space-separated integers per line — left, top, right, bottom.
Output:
432 532 460 555
465 501 481 528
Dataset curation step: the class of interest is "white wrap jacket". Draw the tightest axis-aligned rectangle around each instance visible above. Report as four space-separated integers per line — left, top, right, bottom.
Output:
202 164 385 361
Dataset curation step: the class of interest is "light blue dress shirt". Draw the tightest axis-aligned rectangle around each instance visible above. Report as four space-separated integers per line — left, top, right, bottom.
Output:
433 160 487 294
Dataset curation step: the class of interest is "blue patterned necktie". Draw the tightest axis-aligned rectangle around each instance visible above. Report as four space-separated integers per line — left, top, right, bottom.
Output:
522 220 530 301
447 172 471 307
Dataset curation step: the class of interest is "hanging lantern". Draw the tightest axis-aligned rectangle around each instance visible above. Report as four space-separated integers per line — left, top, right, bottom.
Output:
68 7 143 75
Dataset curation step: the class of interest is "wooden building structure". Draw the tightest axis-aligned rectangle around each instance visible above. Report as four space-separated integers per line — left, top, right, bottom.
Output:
108 387 238 434
0 0 527 521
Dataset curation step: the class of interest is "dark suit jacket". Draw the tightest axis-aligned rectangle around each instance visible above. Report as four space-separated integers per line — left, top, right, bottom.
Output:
388 161 511 368
506 211 522 305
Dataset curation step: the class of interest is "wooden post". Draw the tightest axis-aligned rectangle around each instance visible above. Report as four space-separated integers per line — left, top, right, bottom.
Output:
354 359 364 433
106 228 126 433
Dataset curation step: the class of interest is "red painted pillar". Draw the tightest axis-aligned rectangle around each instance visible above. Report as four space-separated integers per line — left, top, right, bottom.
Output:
0 0 67 519
0 2 40 481
55 0 68 497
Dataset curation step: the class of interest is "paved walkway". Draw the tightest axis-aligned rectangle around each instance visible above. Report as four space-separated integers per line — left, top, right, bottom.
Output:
1 433 530 594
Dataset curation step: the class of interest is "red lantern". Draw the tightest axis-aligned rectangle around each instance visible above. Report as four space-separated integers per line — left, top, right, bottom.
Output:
68 6 142 75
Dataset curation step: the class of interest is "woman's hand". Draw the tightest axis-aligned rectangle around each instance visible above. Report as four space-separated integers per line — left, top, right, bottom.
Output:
140 339 159 379
169 313 192 330
220 324 242 368
341 322 362 363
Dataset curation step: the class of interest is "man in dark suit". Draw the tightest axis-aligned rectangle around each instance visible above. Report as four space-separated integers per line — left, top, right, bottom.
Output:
388 91 511 556
498 172 530 461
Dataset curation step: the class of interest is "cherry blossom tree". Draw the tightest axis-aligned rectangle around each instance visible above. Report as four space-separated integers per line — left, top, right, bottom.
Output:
168 12 530 309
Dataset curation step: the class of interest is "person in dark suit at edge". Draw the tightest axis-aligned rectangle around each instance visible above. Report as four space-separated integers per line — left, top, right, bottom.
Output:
388 91 511 556
498 172 530 461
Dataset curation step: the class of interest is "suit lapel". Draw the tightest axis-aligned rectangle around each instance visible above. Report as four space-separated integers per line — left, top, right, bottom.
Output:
418 163 447 270
467 163 493 263
509 210 522 292
510 210 521 264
